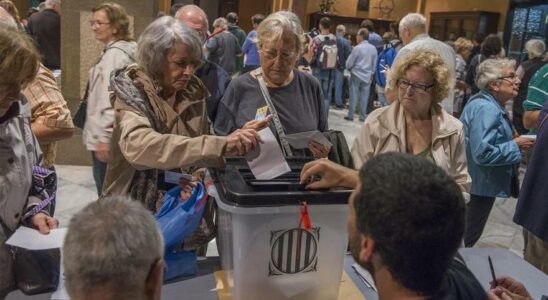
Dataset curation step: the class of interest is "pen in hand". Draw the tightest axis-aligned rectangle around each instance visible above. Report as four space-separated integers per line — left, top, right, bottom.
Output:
488 256 497 288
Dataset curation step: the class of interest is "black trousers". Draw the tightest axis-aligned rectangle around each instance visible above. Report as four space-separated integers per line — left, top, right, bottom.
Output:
465 194 496 247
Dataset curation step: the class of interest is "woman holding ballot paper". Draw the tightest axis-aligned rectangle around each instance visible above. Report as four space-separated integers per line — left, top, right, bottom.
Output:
102 16 260 212
351 50 471 192
213 11 330 158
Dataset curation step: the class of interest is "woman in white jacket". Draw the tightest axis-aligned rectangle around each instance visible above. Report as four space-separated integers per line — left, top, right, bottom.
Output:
83 2 136 196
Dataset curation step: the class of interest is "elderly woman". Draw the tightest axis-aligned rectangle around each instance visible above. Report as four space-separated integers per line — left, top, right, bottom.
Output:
453 37 473 117
214 11 329 158
83 2 137 196
516 39 546 134
352 50 471 192
103 16 258 212
0 27 58 298
460 58 534 247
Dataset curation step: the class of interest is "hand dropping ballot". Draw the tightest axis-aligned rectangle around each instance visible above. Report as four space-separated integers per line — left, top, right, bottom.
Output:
246 127 290 179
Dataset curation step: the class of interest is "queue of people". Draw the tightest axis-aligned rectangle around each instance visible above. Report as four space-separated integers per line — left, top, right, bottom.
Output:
0 2 547 300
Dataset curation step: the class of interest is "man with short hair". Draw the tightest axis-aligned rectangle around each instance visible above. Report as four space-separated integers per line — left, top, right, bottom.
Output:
388 13 456 114
27 0 61 70
312 17 337 114
333 24 352 109
301 153 487 299
360 19 383 53
226 12 246 74
207 17 242 76
63 197 164 300
345 28 377 122
241 14 264 73
176 5 231 123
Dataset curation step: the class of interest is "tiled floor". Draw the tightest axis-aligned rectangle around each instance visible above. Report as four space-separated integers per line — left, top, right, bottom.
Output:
53 106 525 257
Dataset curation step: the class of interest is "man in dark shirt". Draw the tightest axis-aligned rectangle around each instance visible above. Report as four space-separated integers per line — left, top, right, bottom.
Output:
226 12 246 74
301 153 487 299
176 5 231 123
27 0 61 70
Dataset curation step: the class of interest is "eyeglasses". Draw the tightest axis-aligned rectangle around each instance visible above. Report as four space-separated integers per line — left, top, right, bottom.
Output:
397 79 434 94
89 20 110 27
259 49 297 62
497 73 519 83
169 59 203 70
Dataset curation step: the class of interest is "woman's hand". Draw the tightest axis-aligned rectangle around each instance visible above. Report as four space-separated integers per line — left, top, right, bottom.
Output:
225 129 261 156
95 142 110 162
179 176 197 201
487 276 532 300
308 140 331 158
31 213 59 234
242 115 273 131
514 136 534 150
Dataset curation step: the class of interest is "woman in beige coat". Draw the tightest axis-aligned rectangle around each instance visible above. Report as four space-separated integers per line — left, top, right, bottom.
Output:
351 50 471 192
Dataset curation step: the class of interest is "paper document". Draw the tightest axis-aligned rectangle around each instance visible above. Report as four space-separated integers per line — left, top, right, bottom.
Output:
284 130 332 149
5 226 67 250
246 128 290 179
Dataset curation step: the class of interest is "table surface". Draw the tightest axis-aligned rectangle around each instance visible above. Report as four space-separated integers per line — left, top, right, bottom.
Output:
8 248 548 300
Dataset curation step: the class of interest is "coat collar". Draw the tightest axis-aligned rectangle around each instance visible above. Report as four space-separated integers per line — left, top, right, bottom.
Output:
377 100 460 142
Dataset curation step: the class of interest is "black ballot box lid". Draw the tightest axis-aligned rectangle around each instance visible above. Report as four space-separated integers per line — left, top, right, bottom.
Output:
209 158 352 207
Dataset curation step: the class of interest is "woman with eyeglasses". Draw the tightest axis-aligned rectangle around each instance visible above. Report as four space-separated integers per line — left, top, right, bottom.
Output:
352 50 471 192
83 2 136 196
460 58 534 247
214 11 330 158
103 16 259 213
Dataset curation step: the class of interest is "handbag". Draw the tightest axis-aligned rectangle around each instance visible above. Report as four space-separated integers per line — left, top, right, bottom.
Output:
73 81 89 129
155 182 208 281
14 247 61 295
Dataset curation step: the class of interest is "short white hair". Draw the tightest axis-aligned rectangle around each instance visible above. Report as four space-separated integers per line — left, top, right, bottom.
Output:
475 58 517 90
336 24 346 35
212 17 227 29
63 196 164 299
0 7 16 28
525 39 546 59
399 13 426 32
255 11 304 57
45 0 60 9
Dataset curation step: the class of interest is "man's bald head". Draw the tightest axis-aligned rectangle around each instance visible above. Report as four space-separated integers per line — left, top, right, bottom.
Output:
0 7 16 28
175 4 208 41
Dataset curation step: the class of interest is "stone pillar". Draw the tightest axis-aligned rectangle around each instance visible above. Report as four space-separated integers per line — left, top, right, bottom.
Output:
57 0 156 165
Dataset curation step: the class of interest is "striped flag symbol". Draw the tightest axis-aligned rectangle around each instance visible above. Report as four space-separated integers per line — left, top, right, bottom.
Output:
270 228 319 275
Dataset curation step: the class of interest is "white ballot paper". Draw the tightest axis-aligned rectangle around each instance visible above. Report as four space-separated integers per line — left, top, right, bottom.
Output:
284 130 332 149
246 127 291 179
5 226 67 250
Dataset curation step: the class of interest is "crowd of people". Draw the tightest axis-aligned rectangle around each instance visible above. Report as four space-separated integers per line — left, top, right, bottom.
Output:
0 1 547 299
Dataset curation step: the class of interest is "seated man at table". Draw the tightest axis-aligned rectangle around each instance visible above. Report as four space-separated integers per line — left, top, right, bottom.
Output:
63 197 164 300
304 153 486 299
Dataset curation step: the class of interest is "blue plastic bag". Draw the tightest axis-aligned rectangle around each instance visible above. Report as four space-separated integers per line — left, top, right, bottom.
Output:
155 182 207 280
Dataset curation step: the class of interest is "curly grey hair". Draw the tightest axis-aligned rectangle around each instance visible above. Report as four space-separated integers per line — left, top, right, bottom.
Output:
63 196 164 299
254 11 304 59
475 58 517 90
525 39 545 59
136 16 202 83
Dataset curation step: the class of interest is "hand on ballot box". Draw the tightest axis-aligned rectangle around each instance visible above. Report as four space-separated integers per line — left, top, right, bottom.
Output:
300 158 358 190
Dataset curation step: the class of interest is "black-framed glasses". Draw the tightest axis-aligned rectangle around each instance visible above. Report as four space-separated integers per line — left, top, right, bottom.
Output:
89 20 110 27
497 73 519 83
397 79 435 93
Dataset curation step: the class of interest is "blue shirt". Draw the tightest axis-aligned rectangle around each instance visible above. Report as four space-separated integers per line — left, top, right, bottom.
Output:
460 90 521 197
242 30 260 67
336 34 352 70
346 40 377 83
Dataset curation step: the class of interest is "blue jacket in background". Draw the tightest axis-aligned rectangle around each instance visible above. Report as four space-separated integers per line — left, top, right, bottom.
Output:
336 34 351 71
242 30 260 67
460 90 521 197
